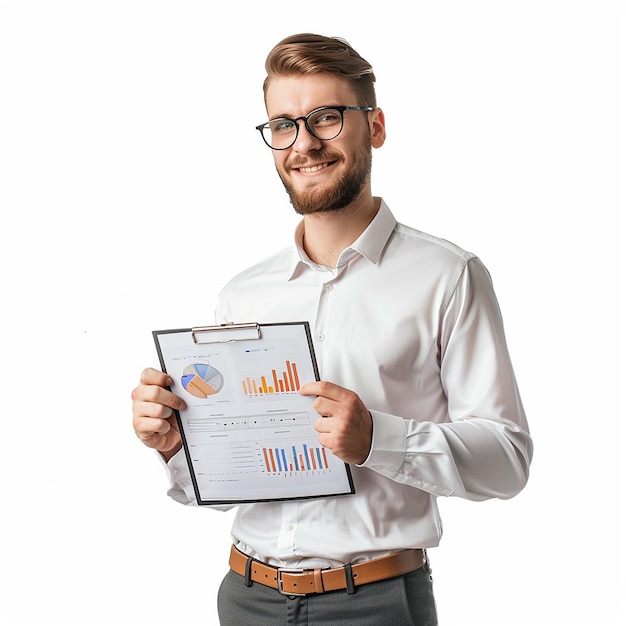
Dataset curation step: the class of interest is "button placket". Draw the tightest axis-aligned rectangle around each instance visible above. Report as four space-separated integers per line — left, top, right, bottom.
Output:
314 281 335 352
277 502 298 558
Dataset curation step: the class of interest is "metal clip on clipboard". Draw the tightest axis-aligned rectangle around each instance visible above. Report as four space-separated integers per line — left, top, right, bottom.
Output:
191 322 261 344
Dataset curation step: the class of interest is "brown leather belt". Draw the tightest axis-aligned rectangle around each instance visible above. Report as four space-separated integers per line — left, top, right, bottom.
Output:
229 545 425 596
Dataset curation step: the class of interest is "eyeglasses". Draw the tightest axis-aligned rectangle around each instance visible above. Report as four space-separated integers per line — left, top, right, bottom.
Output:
256 105 374 150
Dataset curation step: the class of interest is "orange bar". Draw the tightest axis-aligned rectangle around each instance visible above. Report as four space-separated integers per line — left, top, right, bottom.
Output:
283 372 289 392
269 449 277 472
272 370 279 392
299 454 305 470
322 448 328 469
286 361 295 391
261 376 268 394
242 380 248 394
279 380 285 392
262 448 271 473
309 448 317 470
246 378 252 394
253 380 258 394
292 362 301 389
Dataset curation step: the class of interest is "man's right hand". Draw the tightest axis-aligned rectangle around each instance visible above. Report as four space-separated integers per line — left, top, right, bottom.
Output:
131 367 187 461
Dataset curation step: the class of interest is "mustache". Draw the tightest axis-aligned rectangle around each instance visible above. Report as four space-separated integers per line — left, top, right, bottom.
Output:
287 150 339 168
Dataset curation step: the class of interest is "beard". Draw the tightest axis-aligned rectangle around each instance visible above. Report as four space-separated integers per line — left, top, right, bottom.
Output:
277 139 372 215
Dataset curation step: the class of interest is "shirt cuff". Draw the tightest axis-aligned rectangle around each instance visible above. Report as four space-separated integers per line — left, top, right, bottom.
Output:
158 448 197 505
358 410 407 473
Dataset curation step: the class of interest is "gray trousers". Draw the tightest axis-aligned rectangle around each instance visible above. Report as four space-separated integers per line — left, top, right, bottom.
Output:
217 561 438 625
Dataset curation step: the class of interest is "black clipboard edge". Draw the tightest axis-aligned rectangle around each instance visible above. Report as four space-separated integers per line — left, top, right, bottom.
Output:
152 328 203 506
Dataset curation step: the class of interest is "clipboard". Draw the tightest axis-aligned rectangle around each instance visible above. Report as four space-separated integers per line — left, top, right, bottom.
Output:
153 322 355 505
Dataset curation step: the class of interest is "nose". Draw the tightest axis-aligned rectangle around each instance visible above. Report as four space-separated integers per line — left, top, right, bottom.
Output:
291 119 323 153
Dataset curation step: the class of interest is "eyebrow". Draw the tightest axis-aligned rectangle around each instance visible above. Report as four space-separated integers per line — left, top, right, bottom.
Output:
268 104 343 121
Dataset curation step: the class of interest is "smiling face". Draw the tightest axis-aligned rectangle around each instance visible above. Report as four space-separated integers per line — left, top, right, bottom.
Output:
265 73 385 215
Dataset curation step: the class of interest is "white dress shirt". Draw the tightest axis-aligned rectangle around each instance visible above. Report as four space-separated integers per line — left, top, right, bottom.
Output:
165 198 532 568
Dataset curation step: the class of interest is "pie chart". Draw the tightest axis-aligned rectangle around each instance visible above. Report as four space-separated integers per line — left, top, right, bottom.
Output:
181 363 224 398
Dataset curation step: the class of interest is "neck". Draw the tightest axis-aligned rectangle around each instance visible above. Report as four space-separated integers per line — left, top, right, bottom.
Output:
300 195 380 267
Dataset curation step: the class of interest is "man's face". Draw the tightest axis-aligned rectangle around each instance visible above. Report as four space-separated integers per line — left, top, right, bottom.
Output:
264 74 374 215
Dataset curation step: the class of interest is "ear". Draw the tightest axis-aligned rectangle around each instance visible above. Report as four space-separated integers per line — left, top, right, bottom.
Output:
369 108 386 148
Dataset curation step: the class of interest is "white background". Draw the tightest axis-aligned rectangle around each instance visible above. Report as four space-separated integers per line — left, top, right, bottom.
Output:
1 1 623 625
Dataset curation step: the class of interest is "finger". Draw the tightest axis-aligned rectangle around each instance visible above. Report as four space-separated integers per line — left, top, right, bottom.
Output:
134 398 175 421
313 416 332 433
132 382 187 412
151 386 187 412
299 380 344 400
134 414 173 438
312 395 336 418
134 414 180 453
139 367 172 387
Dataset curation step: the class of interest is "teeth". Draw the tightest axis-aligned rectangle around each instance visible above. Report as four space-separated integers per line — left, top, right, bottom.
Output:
299 163 328 173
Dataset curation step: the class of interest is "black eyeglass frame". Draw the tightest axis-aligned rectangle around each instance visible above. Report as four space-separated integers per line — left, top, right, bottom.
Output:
255 105 374 150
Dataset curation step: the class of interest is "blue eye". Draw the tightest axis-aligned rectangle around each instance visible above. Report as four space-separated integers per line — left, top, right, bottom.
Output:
311 110 342 128
270 119 296 134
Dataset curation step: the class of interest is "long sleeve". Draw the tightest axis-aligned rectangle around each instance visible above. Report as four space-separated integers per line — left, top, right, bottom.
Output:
362 258 532 500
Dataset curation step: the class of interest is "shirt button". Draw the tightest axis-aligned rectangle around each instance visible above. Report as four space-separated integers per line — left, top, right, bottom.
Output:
317 333 325 342
285 523 294 531
324 284 333 292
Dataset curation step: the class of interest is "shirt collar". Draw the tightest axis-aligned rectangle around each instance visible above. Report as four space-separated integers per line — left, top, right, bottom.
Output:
287 198 397 280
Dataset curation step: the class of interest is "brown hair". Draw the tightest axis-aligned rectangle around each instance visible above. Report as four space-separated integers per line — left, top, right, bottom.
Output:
263 33 377 107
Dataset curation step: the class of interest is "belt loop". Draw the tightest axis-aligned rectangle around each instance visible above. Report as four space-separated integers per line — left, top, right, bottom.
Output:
244 556 253 587
313 568 324 594
343 563 356 595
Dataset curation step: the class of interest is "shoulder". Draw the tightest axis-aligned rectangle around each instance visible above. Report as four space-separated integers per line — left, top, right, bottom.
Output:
382 221 490 303
216 247 292 322
224 246 292 288
391 221 476 265
382 221 480 287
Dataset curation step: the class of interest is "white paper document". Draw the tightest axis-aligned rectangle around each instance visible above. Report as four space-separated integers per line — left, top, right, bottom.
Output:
153 322 355 504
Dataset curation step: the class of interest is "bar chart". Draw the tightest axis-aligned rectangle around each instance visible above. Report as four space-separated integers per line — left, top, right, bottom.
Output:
192 440 332 480
241 360 301 396
260 443 329 474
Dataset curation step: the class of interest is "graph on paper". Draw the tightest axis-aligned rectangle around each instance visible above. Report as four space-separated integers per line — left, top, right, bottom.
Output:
241 359 301 396
181 363 224 398
261 443 330 474
191 440 335 481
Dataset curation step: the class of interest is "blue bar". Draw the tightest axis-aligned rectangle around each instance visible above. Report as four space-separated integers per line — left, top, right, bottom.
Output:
292 445 299 471
281 448 288 472
316 448 323 468
303 444 311 470
274 448 282 471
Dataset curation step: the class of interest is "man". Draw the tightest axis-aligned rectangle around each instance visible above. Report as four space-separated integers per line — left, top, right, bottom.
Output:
132 33 533 625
